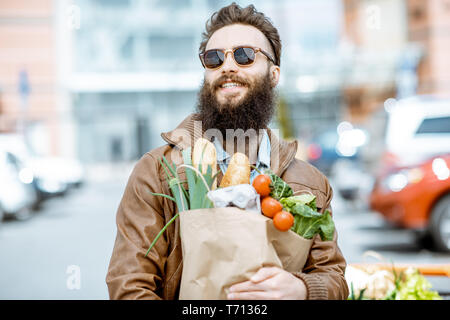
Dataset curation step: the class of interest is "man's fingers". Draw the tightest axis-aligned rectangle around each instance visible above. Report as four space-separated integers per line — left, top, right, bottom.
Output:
250 267 281 283
228 267 282 293
227 290 277 300
229 280 264 293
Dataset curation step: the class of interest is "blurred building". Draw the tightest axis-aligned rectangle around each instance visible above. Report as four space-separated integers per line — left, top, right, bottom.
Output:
274 0 346 140
0 0 70 157
340 0 450 173
0 0 399 164
6 0 436 165
66 0 347 163
407 0 450 96
341 0 450 119
68 0 207 163
341 0 411 123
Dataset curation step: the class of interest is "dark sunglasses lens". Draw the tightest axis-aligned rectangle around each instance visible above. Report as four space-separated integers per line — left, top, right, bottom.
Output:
204 50 224 68
234 47 255 65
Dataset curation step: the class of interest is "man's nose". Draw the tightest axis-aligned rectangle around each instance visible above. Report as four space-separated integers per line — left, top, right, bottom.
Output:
221 51 238 73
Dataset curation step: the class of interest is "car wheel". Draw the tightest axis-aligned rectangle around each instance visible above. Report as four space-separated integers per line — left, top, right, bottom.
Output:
429 193 450 252
14 207 32 221
0 205 4 225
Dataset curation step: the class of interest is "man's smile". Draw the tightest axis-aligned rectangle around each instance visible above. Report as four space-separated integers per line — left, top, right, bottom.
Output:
217 80 248 98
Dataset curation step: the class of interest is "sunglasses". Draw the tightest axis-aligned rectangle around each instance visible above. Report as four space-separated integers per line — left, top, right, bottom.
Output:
199 46 277 69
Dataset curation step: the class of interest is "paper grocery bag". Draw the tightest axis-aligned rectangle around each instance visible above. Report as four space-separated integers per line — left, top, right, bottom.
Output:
178 207 313 300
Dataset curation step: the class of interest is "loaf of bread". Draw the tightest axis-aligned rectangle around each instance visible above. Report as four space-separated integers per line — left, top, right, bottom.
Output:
219 152 250 188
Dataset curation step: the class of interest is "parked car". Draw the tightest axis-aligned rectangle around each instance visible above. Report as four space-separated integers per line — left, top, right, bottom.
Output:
306 123 369 176
330 158 374 209
0 134 85 202
384 95 450 167
370 153 450 252
27 156 84 199
369 95 450 252
0 149 37 221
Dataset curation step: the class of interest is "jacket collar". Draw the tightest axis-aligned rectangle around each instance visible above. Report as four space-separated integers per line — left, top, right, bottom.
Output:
160 113 298 177
212 129 271 167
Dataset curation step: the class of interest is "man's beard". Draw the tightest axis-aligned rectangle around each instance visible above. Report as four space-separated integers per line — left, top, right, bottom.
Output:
196 71 276 137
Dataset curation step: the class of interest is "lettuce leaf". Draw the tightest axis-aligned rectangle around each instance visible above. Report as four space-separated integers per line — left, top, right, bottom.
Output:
280 194 316 210
394 268 442 300
263 169 293 200
280 195 335 241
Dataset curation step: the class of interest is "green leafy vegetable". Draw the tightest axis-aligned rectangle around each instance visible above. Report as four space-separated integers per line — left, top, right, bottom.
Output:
384 263 405 300
280 195 335 241
385 268 442 300
280 194 316 210
263 169 293 200
348 283 367 300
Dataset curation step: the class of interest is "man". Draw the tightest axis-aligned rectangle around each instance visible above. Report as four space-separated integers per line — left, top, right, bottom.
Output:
106 3 349 300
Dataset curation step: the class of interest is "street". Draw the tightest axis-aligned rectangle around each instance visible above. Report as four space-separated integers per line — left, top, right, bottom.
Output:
0 164 448 299
0 165 130 299
331 185 450 266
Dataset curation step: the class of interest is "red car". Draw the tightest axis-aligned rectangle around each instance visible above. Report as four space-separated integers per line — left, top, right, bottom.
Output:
370 153 450 252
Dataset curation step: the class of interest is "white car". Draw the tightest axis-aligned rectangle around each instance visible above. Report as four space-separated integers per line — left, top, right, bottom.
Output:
385 96 450 167
0 149 36 221
0 134 85 199
27 156 85 194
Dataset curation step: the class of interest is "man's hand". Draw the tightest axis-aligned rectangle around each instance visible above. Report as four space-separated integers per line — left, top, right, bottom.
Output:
227 266 307 300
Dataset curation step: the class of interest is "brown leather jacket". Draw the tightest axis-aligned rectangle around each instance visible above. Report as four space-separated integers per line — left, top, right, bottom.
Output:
106 113 349 300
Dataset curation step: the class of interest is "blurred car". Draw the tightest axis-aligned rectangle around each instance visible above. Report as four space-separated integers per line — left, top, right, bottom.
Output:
369 153 450 252
306 123 369 176
370 95 450 252
331 158 374 209
306 129 342 176
0 149 37 221
27 156 85 198
384 95 450 167
0 134 85 202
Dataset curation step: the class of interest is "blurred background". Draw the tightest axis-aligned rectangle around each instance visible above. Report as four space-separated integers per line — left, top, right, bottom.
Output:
0 0 449 299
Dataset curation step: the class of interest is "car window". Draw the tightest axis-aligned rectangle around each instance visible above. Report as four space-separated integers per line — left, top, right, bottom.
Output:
415 116 450 134
6 152 21 171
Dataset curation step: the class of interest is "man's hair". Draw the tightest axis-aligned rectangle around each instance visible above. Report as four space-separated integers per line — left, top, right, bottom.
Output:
199 2 281 66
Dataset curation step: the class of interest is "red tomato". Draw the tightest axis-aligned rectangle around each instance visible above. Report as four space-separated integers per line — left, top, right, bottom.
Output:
252 174 271 197
261 197 283 218
273 211 294 231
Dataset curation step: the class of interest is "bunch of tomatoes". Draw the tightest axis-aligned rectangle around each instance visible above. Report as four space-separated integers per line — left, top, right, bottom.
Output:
252 174 294 232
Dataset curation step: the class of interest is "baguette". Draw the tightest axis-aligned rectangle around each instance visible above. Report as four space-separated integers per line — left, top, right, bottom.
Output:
219 152 250 188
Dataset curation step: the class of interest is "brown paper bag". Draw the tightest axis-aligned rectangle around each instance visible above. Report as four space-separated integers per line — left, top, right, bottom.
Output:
178 207 313 300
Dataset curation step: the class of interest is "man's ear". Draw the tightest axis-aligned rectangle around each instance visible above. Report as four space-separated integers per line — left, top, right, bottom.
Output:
270 65 281 88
